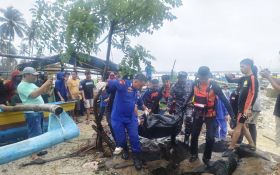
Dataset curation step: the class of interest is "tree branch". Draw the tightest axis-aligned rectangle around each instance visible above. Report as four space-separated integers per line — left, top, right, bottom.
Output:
95 34 109 45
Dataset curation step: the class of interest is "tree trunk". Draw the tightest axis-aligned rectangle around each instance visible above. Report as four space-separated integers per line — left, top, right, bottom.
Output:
73 53 77 72
31 40 34 57
8 35 11 54
102 22 115 81
29 42 31 57
60 61 64 71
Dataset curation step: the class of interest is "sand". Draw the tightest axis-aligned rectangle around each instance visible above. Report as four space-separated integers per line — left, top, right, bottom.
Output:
0 91 280 175
0 116 105 175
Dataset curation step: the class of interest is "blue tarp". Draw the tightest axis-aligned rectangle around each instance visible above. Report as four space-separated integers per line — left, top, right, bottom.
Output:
17 54 119 73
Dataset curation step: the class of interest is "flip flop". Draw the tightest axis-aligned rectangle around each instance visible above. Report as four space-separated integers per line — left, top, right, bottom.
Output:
37 151 48 156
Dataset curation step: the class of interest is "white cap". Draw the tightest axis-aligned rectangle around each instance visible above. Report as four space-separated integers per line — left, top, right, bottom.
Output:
21 67 39 75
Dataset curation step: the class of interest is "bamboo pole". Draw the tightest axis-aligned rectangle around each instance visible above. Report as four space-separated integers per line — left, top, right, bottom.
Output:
0 104 63 116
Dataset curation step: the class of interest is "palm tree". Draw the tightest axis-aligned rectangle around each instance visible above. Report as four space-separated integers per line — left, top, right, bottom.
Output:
19 42 29 56
0 6 27 54
26 20 37 56
0 38 16 54
0 38 17 71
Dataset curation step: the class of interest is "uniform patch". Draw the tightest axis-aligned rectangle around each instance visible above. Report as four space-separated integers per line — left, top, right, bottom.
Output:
151 92 159 98
119 80 125 85
127 87 133 92
243 80 248 87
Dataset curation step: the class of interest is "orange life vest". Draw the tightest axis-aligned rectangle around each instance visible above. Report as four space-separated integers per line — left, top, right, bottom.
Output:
193 80 216 117
163 81 171 98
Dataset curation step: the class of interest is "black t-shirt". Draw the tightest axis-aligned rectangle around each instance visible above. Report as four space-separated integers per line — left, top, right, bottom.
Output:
226 75 259 114
80 79 95 99
238 75 259 113
274 94 280 117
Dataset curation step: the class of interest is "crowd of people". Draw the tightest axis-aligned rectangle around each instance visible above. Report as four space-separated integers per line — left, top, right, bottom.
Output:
1 57 280 170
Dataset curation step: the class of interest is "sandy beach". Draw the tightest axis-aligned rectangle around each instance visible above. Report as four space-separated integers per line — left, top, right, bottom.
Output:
0 91 280 175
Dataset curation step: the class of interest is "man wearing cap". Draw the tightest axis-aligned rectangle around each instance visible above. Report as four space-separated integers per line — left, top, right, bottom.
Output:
107 73 147 170
168 71 194 146
185 66 235 166
141 79 162 114
17 67 52 159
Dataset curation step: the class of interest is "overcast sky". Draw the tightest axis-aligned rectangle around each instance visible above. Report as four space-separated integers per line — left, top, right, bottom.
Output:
1 0 280 72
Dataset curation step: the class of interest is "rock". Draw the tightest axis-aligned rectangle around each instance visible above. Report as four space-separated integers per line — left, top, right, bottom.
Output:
177 158 204 174
235 145 270 161
112 166 150 175
266 88 278 98
105 156 129 169
146 160 170 175
177 152 238 175
271 163 280 174
82 161 99 170
105 156 150 175
233 157 277 175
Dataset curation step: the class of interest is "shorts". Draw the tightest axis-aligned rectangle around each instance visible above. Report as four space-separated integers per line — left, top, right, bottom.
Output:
24 112 44 138
237 113 248 124
74 100 81 111
84 99 94 109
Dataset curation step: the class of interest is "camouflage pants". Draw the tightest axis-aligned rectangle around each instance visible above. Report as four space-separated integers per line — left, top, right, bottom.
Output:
183 107 194 138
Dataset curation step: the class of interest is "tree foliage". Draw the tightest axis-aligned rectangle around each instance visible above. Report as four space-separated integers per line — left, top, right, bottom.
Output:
0 6 26 71
0 0 182 75
0 6 27 41
120 45 155 75
92 0 182 77
0 38 18 71
30 0 67 56
64 0 102 63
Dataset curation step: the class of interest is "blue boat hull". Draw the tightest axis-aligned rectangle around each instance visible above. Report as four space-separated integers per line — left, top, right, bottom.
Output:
0 112 80 164
0 120 48 146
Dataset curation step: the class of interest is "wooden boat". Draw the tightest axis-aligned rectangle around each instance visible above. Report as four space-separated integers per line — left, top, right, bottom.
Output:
0 101 76 145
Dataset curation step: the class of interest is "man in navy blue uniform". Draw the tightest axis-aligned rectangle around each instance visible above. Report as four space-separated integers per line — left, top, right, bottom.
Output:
141 79 162 114
108 73 147 170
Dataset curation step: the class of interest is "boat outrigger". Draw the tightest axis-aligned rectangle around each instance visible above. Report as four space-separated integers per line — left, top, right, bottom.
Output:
0 103 80 164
